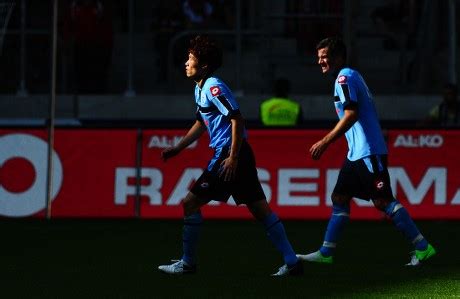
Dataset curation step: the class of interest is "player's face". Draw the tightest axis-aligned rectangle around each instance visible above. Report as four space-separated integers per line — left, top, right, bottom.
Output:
185 53 205 80
317 47 336 74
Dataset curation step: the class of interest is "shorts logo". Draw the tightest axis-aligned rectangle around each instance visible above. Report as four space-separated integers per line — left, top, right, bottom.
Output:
338 75 347 84
210 86 221 96
375 180 384 190
200 182 209 188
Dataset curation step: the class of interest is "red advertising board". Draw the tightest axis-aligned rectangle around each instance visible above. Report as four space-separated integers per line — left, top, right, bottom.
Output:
0 129 459 219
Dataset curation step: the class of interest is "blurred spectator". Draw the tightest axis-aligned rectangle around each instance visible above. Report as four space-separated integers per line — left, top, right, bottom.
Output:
208 0 234 29
286 0 343 54
152 0 185 82
260 78 302 126
370 0 420 50
63 0 113 94
183 0 214 29
423 83 460 127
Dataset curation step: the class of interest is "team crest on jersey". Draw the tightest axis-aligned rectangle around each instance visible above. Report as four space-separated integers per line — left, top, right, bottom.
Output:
375 180 384 190
210 86 221 96
200 182 209 188
338 75 347 84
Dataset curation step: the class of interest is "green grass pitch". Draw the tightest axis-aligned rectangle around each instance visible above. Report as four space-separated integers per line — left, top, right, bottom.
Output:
1 219 459 298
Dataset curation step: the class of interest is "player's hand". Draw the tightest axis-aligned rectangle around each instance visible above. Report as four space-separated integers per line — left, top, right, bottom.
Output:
161 147 180 161
310 139 329 160
219 156 238 182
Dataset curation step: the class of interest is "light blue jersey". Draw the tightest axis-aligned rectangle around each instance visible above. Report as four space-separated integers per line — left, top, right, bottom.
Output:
195 77 247 170
334 68 387 161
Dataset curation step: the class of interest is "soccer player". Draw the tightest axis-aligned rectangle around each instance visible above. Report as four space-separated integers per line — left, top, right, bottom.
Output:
157 35 302 276
296 37 436 266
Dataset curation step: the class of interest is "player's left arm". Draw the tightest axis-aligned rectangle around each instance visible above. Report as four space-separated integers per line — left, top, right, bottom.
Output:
220 114 244 181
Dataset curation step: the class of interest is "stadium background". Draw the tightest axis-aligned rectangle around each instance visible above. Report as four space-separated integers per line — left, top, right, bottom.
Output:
1 0 459 297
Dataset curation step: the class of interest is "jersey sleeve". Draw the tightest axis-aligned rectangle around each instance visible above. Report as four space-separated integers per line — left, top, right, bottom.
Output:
335 74 358 110
205 84 241 117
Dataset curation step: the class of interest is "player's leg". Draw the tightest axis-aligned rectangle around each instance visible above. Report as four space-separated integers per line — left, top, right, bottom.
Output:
246 199 302 276
297 192 351 263
320 193 351 258
158 192 207 274
298 158 355 264
181 192 207 266
373 197 436 266
369 155 435 266
247 200 297 267
233 141 301 276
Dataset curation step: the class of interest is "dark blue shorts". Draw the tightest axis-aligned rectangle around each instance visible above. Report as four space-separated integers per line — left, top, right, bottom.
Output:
190 140 266 205
333 155 394 200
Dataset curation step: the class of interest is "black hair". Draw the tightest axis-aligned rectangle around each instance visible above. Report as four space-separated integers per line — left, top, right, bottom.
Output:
316 37 347 61
188 35 223 75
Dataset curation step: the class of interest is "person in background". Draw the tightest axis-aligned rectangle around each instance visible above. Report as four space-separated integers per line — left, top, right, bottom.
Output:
260 78 302 126
63 0 113 94
424 83 460 127
370 0 419 50
152 0 185 82
182 0 214 29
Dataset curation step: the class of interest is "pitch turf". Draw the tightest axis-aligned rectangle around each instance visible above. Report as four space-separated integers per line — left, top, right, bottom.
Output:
1 219 459 298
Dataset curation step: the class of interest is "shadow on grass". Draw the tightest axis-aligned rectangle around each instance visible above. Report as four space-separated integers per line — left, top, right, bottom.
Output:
0 219 458 298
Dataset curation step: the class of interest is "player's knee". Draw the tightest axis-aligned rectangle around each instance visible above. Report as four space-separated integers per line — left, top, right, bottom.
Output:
182 193 202 215
332 201 350 214
331 193 351 205
372 197 395 212
247 199 272 221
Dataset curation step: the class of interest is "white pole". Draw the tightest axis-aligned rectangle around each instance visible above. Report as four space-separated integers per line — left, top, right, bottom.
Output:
447 0 456 84
124 0 135 97
46 0 58 219
235 0 241 93
17 0 27 97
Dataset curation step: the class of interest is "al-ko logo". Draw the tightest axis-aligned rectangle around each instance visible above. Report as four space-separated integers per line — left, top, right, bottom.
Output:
0 134 63 217
147 135 197 149
393 134 444 148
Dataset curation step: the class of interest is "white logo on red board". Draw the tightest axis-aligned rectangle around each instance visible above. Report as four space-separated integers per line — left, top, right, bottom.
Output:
393 134 444 148
147 135 197 149
0 134 63 217
210 86 221 96
338 75 347 84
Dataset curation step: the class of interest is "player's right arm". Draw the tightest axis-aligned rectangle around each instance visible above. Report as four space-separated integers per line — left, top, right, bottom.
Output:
310 72 359 160
161 120 206 161
310 107 358 160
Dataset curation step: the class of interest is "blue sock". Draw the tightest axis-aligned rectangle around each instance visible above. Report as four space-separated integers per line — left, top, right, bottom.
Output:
385 201 428 251
263 213 298 266
181 212 202 266
319 203 350 257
